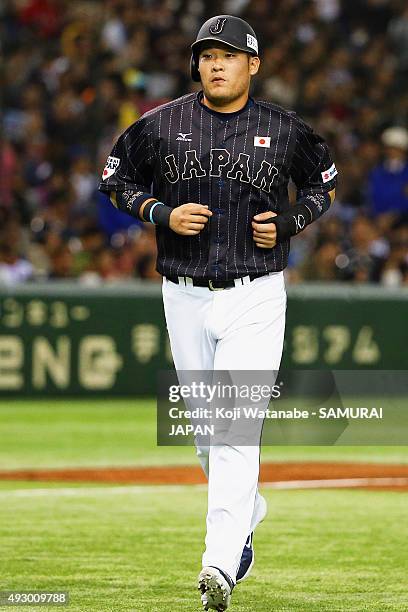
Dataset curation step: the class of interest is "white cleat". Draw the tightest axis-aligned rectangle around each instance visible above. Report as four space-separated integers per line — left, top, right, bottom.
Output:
198 566 233 611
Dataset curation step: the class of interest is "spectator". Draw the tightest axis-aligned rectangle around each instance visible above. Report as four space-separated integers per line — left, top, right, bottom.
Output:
381 222 408 286
388 5 408 70
367 127 408 217
300 240 342 282
0 244 33 284
1 0 408 285
337 216 389 282
48 243 74 279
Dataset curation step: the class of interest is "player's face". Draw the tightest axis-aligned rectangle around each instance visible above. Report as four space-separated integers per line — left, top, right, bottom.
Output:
198 45 260 107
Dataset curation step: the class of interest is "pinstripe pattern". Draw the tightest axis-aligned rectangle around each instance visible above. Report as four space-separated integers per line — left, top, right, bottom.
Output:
250 104 262 274
214 121 229 280
156 110 167 268
99 92 337 280
191 104 205 278
202 112 214 278
232 106 251 276
226 117 237 276
234 108 253 274
262 107 273 272
173 101 184 277
183 101 196 277
167 105 175 275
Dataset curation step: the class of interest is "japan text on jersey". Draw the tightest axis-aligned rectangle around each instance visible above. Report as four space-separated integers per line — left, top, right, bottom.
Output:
99 92 337 280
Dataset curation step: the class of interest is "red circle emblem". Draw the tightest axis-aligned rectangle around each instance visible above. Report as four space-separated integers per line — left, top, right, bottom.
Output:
259 138 265 145
103 169 108 176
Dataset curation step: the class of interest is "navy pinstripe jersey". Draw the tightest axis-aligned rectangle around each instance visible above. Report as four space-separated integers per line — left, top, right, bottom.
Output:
98 91 337 280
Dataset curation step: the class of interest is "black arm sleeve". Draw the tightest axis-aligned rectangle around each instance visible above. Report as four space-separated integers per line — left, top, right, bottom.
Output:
271 193 332 242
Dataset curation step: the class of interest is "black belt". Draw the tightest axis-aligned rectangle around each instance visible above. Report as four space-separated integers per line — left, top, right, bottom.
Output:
165 273 269 291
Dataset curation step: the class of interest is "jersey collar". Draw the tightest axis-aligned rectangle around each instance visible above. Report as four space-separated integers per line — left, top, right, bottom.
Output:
197 91 254 120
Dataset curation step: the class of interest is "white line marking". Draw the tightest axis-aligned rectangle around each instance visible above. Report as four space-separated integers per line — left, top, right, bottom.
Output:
261 477 408 489
0 484 207 498
0 478 408 498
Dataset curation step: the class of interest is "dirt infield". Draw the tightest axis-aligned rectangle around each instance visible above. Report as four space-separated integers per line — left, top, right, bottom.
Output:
1 462 408 491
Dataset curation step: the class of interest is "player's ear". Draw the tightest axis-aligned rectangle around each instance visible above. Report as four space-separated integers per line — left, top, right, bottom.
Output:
249 56 260 76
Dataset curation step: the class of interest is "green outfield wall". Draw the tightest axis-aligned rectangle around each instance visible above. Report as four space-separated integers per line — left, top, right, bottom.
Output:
0 282 407 396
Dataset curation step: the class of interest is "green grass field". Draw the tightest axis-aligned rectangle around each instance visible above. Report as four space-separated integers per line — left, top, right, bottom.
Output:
0 400 407 611
1 400 408 470
1 484 407 611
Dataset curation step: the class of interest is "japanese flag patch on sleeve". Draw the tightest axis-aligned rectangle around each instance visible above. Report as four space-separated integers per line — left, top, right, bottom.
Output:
102 156 120 180
321 163 337 183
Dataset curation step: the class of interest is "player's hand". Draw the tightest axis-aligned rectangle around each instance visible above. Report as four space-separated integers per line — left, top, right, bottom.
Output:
169 203 212 236
252 211 277 248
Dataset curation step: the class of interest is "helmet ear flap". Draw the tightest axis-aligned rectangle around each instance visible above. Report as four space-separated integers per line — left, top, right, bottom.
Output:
190 53 201 82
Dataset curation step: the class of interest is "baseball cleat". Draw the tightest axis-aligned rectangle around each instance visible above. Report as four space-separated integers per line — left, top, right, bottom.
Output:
236 532 254 583
236 493 267 582
198 566 234 611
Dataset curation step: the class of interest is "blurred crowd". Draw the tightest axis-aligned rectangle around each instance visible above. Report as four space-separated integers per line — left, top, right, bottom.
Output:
0 0 407 286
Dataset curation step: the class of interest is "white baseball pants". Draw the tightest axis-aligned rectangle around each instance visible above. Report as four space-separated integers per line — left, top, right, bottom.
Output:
162 272 286 581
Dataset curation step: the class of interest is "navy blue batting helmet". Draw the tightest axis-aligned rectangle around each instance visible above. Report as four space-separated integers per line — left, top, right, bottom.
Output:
190 15 259 82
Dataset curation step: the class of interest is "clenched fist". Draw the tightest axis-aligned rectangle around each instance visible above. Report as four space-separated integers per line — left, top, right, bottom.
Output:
252 211 277 248
169 203 212 236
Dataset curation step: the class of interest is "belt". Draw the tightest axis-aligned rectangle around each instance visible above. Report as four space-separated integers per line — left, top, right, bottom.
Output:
165 273 269 291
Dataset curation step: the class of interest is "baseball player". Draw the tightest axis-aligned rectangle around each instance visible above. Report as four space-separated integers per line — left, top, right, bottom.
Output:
99 14 337 611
